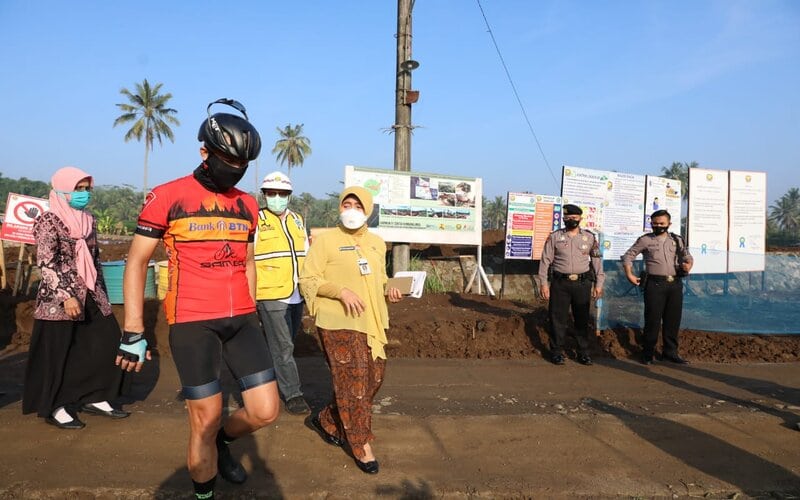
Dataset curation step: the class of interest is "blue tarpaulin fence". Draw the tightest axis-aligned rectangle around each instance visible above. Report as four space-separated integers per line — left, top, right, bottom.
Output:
597 253 800 335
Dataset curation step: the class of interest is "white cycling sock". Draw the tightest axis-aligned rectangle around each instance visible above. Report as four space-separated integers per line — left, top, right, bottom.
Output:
52 407 73 424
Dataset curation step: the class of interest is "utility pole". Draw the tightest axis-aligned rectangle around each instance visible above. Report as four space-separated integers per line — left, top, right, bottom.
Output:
392 0 414 273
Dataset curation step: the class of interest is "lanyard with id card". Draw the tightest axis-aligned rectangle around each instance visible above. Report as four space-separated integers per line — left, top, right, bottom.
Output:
353 244 371 275
357 257 371 275
345 236 372 276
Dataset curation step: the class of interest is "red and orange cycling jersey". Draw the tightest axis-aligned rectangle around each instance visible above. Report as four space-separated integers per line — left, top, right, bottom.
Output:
136 174 258 324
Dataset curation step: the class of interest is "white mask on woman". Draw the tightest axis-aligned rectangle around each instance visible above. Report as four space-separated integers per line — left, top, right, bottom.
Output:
340 208 367 229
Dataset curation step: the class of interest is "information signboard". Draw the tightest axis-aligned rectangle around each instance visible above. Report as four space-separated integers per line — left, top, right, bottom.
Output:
344 165 482 245
504 192 561 260
728 171 766 272
561 165 646 260
687 168 729 274
643 176 682 230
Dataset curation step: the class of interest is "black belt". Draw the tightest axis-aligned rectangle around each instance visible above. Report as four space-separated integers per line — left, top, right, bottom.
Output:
551 271 592 282
648 274 678 283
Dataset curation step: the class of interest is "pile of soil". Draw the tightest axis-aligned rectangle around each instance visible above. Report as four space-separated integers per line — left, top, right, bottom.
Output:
377 292 800 363
2 235 799 364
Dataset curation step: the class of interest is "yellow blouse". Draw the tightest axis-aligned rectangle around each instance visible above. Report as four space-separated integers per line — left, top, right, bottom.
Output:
299 225 390 360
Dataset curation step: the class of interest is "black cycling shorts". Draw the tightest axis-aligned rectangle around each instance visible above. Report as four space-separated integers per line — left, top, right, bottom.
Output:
169 313 275 400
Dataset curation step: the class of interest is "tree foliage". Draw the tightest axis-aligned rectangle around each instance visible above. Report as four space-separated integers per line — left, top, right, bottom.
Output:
271 124 312 177
0 173 50 212
768 187 800 245
90 184 143 233
113 79 179 198
481 195 507 229
289 192 340 228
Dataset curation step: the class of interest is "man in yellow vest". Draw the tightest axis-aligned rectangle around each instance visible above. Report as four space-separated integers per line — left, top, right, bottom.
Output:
255 171 311 414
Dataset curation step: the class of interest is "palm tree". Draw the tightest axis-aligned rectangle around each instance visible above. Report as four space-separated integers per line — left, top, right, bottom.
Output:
272 124 311 177
769 188 800 232
290 192 316 222
783 187 800 206
113 79 179 200
659 161 697 200
482 195 506 229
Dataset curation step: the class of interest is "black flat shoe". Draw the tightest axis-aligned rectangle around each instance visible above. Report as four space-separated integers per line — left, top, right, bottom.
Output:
641 355 654 365
46 416 85 430
354 458 379 474
80 404 131 419
551 354 565 365
577 355 593 366
663 354 689 364
310 415 344 447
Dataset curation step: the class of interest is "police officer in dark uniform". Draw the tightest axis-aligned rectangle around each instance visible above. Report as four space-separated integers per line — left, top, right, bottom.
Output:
537 204 604 365
621 209 693 365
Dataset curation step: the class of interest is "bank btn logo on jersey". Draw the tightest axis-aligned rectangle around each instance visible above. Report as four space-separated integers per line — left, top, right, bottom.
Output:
170 195 253 242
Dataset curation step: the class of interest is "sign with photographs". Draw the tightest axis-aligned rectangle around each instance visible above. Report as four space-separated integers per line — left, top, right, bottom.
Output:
344 165 482 245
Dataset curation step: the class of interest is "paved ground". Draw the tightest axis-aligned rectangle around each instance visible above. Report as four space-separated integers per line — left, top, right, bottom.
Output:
1 355 799 499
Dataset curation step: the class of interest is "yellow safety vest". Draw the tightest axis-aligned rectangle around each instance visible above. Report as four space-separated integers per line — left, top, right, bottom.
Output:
254 209 307 300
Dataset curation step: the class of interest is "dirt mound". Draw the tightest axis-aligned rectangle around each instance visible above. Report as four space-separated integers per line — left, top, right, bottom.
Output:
377 292 800 363
385 293 545 359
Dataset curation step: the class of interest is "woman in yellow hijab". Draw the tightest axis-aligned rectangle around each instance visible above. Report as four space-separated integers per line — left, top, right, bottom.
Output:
300 186 402 474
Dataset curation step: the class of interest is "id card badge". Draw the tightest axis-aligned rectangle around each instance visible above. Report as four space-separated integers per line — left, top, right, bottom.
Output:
357 258 372 276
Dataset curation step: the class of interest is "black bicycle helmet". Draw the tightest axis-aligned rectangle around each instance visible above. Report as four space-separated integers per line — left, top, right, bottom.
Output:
197 98 262 162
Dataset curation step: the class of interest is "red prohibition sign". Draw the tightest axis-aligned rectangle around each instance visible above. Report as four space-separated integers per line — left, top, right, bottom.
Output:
14 200 46 224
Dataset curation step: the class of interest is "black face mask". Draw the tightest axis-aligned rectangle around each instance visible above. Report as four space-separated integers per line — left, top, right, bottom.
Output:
652 226 668 235
200 154 247 192
564 219 580 229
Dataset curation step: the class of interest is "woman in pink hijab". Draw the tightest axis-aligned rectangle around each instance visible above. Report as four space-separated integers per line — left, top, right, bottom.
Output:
22 166 130 429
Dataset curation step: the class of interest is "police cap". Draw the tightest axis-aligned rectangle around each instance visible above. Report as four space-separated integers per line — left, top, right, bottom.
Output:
563 204 582 216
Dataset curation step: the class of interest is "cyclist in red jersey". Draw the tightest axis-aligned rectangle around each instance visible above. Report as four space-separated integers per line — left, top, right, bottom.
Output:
118 99 280 500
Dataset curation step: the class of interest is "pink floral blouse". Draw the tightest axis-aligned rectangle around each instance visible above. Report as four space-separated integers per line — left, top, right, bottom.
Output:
33 211 113 321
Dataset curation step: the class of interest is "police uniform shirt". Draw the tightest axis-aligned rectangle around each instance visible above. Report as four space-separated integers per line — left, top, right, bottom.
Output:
537 228 605 287
621 233 693 276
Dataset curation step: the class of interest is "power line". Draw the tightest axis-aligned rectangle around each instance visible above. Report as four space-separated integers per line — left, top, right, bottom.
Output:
476 0 559 189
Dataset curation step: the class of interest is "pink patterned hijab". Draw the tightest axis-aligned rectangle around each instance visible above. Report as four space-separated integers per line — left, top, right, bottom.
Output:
48 166 97 291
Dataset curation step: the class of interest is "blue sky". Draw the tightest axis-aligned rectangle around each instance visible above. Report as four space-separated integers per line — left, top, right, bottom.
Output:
0 0 798 205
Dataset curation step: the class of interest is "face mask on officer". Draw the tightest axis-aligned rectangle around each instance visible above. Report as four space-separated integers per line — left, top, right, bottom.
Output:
652 226 669 235
564 218 580 230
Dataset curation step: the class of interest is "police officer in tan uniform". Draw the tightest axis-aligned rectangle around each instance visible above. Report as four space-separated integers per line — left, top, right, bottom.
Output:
622 209 693 365
537 204 604 365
